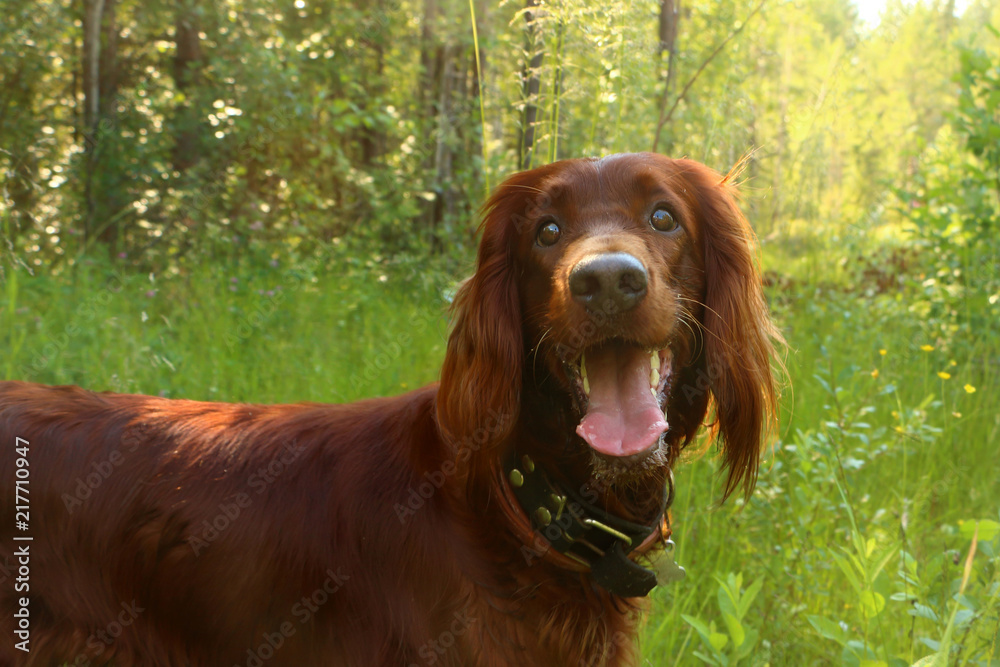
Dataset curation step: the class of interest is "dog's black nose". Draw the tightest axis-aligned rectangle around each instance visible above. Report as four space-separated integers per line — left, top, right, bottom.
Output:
569 252 648 313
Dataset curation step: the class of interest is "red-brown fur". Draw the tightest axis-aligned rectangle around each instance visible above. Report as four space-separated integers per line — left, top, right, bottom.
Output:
0 154 779 666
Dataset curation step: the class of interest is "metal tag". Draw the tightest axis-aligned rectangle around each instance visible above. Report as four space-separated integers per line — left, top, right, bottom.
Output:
648 539 686 584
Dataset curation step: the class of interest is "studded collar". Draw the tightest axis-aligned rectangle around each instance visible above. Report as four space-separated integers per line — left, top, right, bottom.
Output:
503 448 680 597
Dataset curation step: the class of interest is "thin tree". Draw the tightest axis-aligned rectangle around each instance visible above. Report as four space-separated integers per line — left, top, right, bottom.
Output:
652 0 765 153
518 0 543 170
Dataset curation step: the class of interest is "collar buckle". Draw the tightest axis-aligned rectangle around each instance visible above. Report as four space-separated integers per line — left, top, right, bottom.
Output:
504 449 682 597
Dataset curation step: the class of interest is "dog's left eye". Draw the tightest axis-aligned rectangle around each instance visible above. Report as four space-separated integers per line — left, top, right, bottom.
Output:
650 207 678 232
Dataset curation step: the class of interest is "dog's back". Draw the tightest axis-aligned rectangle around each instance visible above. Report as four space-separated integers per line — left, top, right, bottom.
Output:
0 381 467 666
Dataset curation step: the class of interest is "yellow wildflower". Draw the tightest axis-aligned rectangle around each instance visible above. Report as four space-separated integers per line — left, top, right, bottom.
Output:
964 384 976 394
937 372 951 380
871 369 880 378
920 345 934 352
879 349 887 356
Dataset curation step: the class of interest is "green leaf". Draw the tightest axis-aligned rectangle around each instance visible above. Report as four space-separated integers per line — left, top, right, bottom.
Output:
738 577 764 618
721 611 745 648
692 650 724 666
909 604 939 622
708 631 729 652
860 591 886 619
833 551 863 595
716 579 739 618
681 614 713 642
910 652 946 667
952 609 975 628
813 374 833 394
807 615 848 646
733 628 760 661
959 519 999 542
918 637 941 651
870 542 900 582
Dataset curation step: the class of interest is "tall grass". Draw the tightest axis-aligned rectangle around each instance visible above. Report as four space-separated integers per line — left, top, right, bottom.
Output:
1 253 448 403
644 278 998 665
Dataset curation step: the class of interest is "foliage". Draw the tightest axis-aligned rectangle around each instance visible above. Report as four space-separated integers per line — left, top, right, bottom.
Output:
3 0 998 266
682 572 764 665
896 26 1000 338
1 246 451 401
640 244 998 664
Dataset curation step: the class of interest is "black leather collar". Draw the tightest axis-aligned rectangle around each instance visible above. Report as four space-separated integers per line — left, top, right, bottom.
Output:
503 448 674 597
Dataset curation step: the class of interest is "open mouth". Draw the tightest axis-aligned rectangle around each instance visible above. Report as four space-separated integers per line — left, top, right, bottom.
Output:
561 341 673 458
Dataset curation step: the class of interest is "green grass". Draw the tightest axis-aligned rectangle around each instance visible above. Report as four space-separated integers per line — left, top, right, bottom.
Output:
3 252 449 403
1 243 997 666
645 279 999 666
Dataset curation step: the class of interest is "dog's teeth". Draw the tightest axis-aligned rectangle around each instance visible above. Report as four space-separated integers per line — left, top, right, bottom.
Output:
650 351 659 369
650 367 659 388
581 352 589 395
650 387 657 397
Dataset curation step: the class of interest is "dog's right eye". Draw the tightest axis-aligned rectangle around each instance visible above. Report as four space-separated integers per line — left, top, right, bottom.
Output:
536 221 561 247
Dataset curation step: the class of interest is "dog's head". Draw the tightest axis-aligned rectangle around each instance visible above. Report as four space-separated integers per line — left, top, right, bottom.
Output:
438 153 779 501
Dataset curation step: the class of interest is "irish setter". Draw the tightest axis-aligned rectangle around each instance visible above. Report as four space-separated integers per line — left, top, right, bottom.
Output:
0 153 778 666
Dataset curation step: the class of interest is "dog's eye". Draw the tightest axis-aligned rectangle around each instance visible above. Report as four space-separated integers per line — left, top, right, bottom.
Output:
536 221 561 247
650 207 678 232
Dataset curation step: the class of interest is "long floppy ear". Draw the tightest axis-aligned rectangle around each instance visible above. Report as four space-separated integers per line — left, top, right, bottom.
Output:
683 160 782 500
436 183 528 456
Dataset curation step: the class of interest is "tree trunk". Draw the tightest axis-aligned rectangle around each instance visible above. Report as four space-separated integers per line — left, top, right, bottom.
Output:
658 0 679 81
419 0 437 110
82 0 105 147
172 0 204 173
359 39 385 166
652 0 679 153
0 65 39 240
97 0 120 246
433 45 457 224
770 26 791 231
82 0 121 247
519 0 543 170
82 0 106 241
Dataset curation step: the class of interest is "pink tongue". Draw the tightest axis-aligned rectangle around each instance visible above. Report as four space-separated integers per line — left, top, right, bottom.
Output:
576 345 668 457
